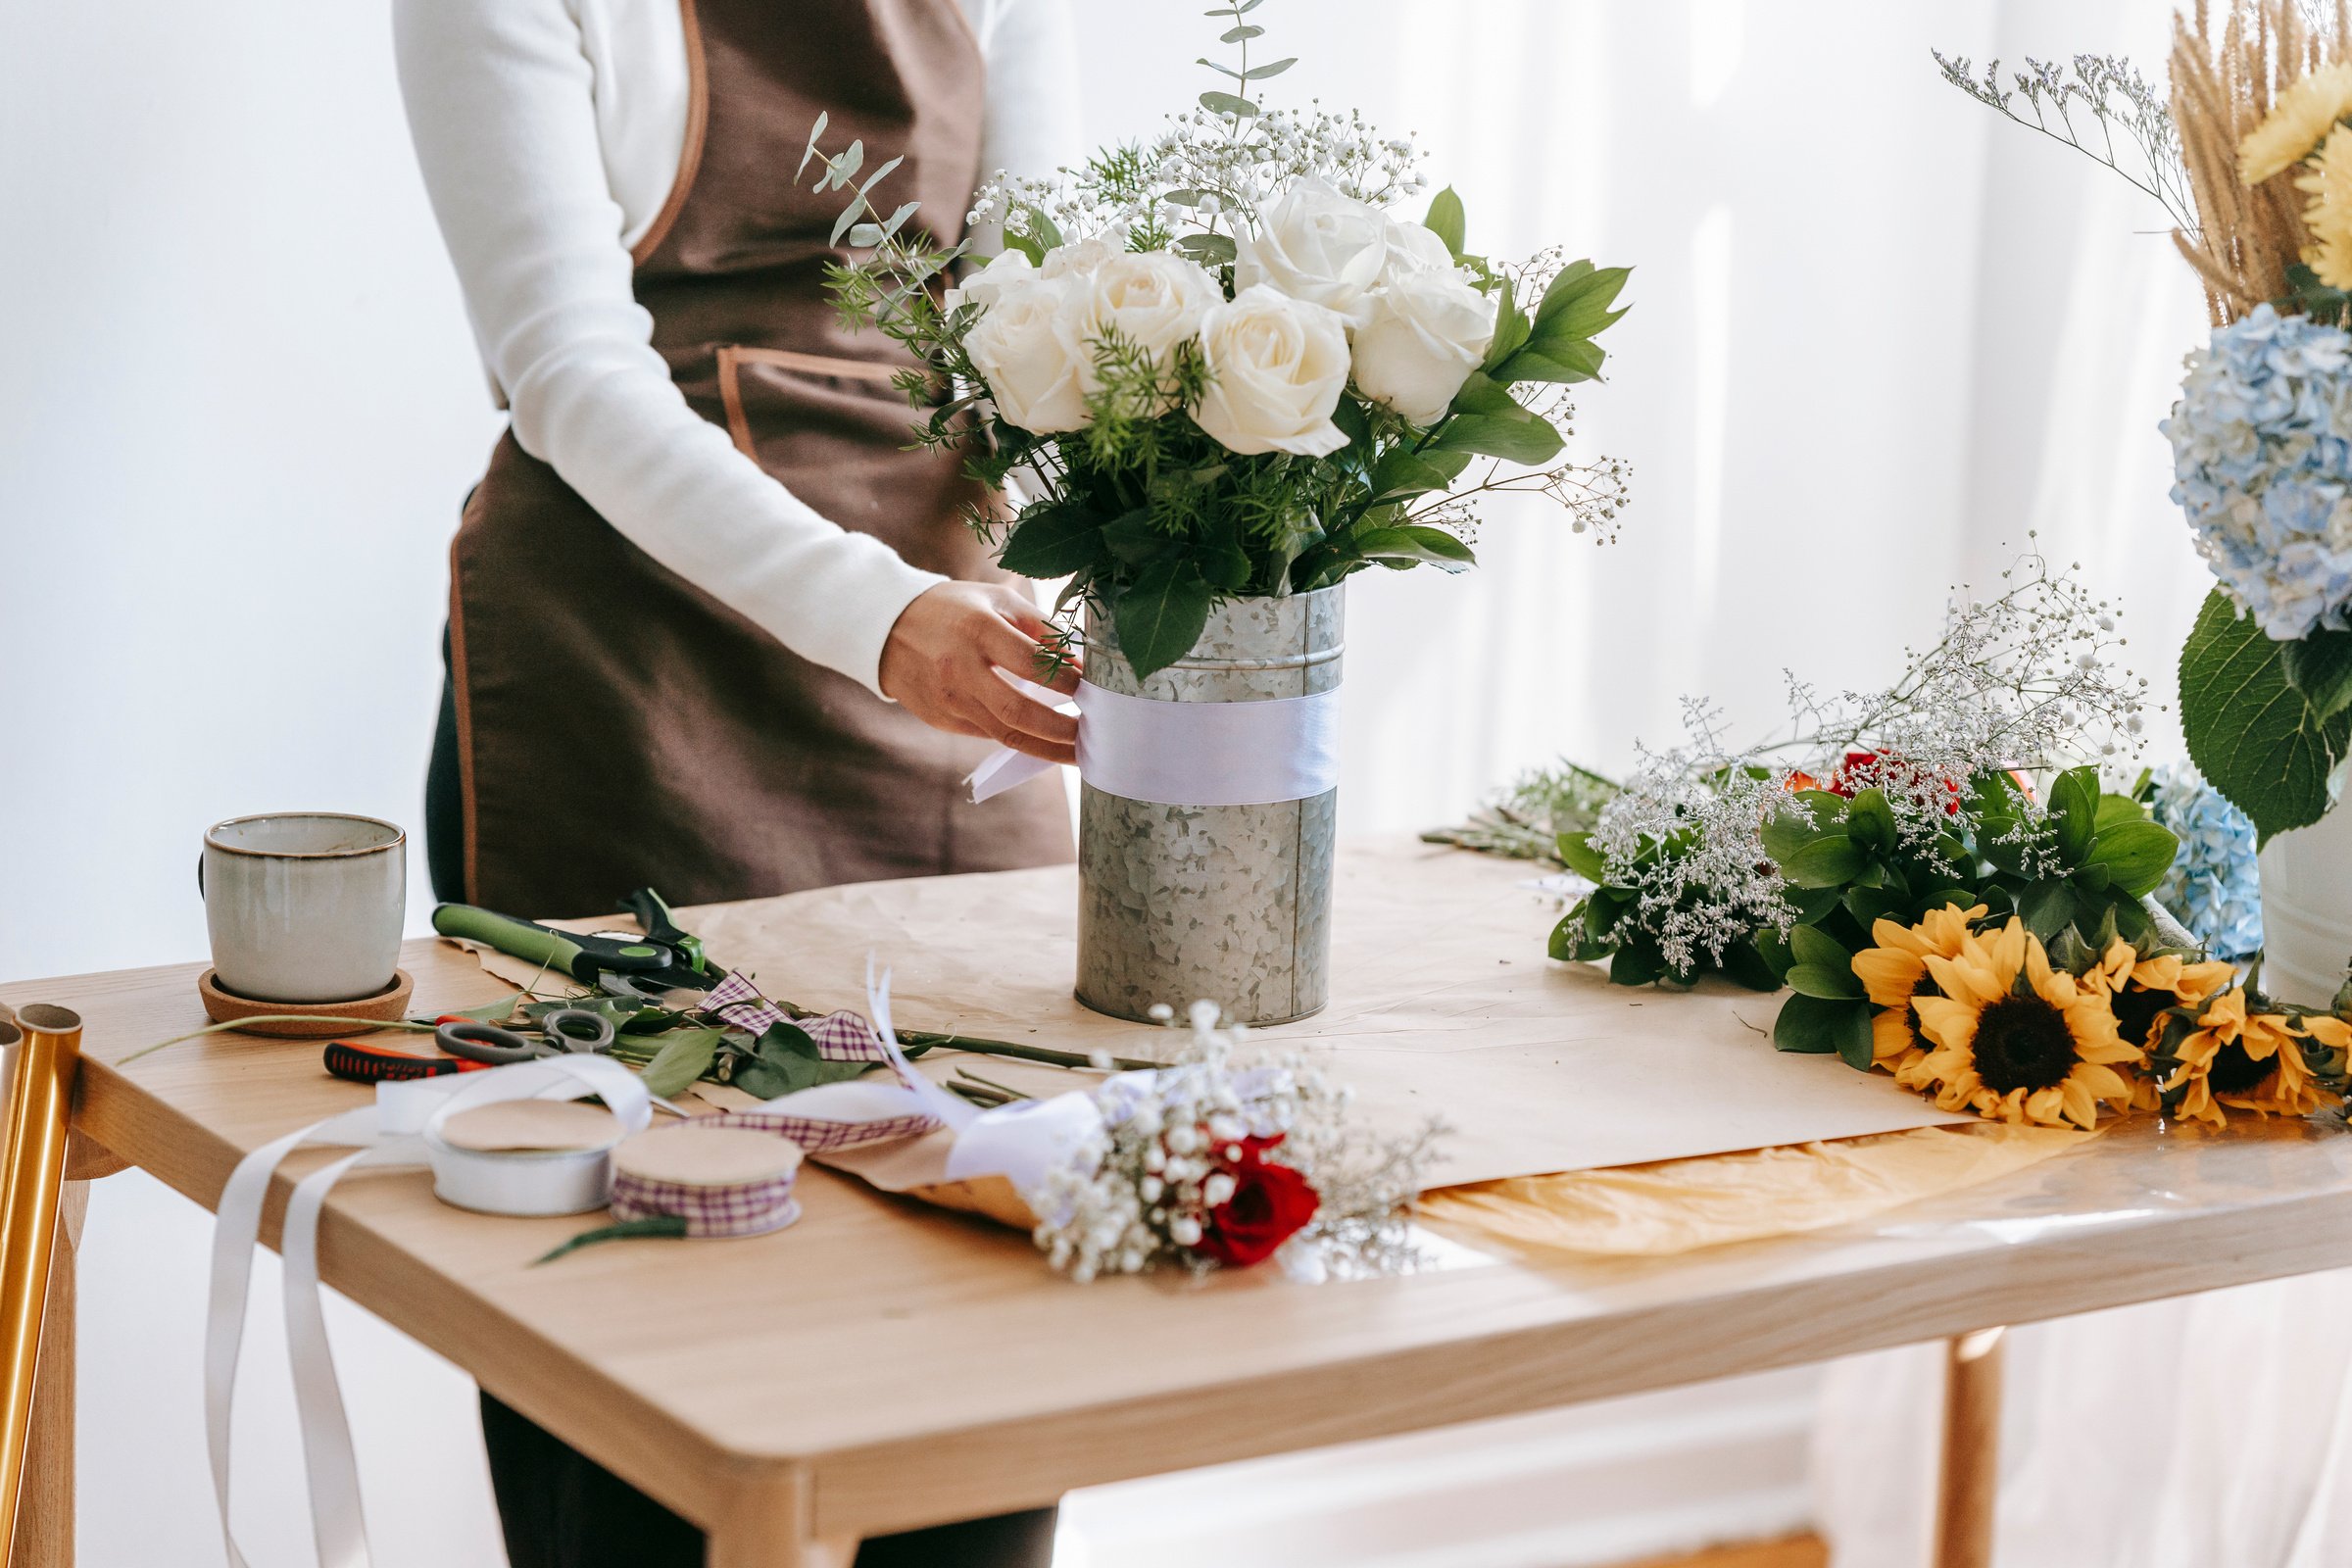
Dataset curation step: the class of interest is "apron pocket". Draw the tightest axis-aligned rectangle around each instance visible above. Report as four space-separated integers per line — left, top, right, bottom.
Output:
714 345 915 458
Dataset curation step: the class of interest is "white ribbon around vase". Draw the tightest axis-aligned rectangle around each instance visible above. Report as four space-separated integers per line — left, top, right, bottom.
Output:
966 677 1342 808
204 964 1109 1568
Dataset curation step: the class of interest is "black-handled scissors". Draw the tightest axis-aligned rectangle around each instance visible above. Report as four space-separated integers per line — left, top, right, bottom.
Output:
434 1005 617 1066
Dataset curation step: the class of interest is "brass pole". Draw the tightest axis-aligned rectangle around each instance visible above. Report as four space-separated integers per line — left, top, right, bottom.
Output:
0 1005 80 1567
1932 1324 2008 1568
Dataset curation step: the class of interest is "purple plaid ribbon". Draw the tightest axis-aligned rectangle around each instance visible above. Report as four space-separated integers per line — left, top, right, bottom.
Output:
609 1166 803 1239
705 1108 942 1152
700 974 890 1062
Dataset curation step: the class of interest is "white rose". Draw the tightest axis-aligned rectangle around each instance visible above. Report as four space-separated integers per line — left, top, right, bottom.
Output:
1233 176 1388 325
964 275 1092 434
1191 284 1351 457
1351 270 1495 425
944 248 1035 313
1076 252 1220 408
1379 219 1458 281
1039 223 1130 280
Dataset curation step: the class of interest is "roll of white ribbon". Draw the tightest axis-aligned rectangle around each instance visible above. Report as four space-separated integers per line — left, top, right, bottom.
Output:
205 1054 650 1568
966 679 1342 808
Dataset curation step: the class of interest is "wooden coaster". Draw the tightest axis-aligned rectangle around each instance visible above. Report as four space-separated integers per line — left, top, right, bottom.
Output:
613 1125 803 1188
439 1101 621 1154
197 968 415 1038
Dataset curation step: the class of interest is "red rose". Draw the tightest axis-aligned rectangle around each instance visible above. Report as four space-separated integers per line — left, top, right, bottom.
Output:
1196 1140 1320 1268
1836 750 1962 815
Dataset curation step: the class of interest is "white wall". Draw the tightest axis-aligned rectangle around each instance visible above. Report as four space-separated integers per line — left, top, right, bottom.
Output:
2 0 2209 1563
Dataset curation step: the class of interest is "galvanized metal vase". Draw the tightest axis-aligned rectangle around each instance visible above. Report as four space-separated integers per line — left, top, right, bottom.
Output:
1074 586 1344 1025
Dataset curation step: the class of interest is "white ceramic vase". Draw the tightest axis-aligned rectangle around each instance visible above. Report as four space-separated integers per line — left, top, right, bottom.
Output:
2257 805 2352 1005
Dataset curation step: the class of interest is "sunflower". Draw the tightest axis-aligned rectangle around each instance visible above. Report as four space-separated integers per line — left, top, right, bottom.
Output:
1850 904 1987 1071
2151 990 2339 1126
1896 918 2139 1130
2299 125 2352 289
2240 61 2352 184
2084 941 2237 1054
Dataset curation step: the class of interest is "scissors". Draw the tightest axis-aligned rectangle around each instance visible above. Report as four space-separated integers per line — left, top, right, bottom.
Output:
433 1005 617 1066
430 888 724 1003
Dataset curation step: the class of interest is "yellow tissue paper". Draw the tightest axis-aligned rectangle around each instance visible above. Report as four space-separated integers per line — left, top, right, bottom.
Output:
1418 1122 2094 1259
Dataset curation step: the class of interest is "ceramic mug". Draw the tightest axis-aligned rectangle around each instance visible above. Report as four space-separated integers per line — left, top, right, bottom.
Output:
201 813 406 1003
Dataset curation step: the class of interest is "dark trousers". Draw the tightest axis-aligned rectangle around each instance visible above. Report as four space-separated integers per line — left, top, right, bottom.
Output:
428 638 1058 1567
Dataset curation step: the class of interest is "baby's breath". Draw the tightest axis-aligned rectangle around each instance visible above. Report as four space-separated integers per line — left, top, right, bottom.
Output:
1593 551 2152 973
1025 1002 1442 1283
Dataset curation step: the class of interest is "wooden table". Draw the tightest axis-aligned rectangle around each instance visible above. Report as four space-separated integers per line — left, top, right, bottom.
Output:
15 851 2352 1568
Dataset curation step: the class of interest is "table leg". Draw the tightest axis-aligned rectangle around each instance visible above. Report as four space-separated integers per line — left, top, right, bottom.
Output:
1932 1325 2006 1568
705 1467 858 1568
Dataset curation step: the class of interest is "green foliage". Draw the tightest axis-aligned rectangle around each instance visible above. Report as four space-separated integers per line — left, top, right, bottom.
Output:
2180 588 2351 842
812 85 1632 678
1552 762 2184 1071
727 1022 886 1101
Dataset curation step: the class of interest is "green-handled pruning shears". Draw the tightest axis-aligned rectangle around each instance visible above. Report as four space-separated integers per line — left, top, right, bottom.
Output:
430 888 725 1002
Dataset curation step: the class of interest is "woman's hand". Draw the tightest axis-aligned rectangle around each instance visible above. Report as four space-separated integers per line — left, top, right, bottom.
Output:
879 582 1081 764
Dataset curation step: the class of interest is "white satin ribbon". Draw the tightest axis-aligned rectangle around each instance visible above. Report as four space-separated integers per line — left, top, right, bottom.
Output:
206 1054 648 1568
967 679 1342 808
200 972 1115 1565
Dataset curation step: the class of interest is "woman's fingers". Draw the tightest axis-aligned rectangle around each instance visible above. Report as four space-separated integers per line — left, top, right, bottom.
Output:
966 665 1078 764
985 589 1084 694
975 616 1077 698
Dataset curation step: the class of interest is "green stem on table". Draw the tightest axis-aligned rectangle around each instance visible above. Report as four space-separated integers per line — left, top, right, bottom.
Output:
118 1016 439 1067
895 1032 1159 1073
951 1068 1032 1104
534 1214 689 1264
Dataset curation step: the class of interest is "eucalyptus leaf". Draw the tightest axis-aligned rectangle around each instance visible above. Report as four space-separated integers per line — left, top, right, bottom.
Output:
1220 24 1263 41
1199 90 1257 118
1174 231 1240 265
1242 57 1297 78
637 1028 725 1099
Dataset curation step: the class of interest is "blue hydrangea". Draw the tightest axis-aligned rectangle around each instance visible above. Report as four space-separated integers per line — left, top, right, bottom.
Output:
2162 303 2352 640
2145 760 2264 959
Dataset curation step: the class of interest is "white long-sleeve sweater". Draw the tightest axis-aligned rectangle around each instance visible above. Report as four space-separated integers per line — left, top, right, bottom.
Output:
393 0 1082 697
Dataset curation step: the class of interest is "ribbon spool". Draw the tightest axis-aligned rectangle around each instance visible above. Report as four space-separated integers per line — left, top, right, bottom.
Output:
608 1124 805 1238
426 1100 628 1217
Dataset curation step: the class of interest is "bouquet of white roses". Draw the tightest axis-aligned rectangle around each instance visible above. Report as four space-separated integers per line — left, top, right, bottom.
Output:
806 1 1631 677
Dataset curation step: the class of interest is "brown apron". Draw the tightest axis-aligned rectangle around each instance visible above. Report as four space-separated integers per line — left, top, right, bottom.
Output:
448 0 1070 917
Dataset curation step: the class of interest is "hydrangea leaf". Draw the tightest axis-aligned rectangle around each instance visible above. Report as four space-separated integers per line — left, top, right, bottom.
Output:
2180 588 2350 843
2281 629 2352 721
